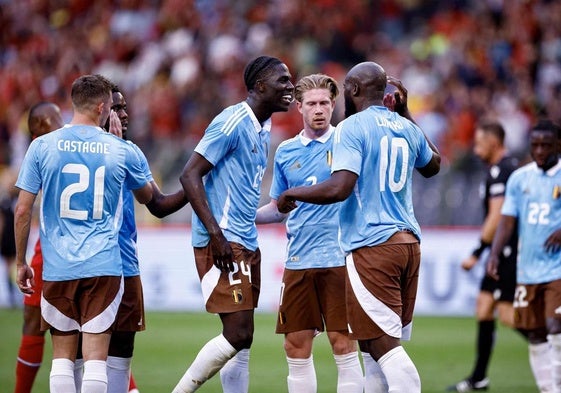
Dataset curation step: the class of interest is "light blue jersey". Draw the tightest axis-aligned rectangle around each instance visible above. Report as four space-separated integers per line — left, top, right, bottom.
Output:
501 161 561 284
270 127 345 270
119 142 154 277
192 101 271 251
16 124 148 281
332 106 434 253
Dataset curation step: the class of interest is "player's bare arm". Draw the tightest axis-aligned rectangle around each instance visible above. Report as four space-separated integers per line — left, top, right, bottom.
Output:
277 170 357 213
180 152 234 272
486 214 516 280
14 190 37 294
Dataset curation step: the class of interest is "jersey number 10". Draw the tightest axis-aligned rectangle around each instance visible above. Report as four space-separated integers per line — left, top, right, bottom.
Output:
379 136 408 193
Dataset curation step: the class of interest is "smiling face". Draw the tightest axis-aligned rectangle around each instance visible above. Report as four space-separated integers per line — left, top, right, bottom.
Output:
257 63 294 114
297 88 335 138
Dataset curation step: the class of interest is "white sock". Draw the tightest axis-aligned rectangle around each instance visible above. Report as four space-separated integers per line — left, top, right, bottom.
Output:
220 348 250 393
286 356 316 393
548 334 561 393
172 334 237 393
377 346 420 393
75 358 84 393
106 356 132 393
51 358 76 393
333 352 364 393
361 352 388 393
82 360 108 393
529 342 553 392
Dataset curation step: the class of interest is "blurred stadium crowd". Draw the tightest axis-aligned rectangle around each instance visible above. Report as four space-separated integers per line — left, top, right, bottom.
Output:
1 0 560 225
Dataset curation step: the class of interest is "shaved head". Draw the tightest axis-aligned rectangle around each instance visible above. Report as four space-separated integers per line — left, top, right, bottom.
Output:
343 62 387 117
28 102 64 138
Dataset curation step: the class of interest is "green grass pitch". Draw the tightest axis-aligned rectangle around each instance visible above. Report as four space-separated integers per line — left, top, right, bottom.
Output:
0 309 535 392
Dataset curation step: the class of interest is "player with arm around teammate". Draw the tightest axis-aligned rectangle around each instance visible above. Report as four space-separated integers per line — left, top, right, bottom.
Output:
277 61 441 393
66 82 191 393
14 74 153 393
487 119 561 393
256 73 366 393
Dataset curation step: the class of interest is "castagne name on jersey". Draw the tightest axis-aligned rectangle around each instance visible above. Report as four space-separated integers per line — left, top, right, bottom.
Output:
57 140 110 154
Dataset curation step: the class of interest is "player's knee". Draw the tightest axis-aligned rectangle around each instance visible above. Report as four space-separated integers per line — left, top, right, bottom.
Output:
224 330 253 351
108 332 135 358
526 327 548 344
546 317 561 335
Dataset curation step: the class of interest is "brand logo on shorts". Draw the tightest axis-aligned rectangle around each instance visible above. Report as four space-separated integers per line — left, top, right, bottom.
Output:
232 288 243 304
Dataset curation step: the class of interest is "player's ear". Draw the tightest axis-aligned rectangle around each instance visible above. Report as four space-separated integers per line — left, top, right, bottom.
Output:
256 80 265 93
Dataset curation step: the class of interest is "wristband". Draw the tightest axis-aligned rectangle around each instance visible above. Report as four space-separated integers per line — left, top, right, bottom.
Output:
472 240 491 258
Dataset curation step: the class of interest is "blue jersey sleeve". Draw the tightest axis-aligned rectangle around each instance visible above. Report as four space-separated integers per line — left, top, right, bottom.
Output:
332 119 362 176
501 171 521 218
269 147 289 200
194 116 238 166
124 143 150 191
15 138 43 194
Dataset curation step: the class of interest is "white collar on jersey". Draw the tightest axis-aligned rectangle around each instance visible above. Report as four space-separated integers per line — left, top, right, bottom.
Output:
241 101 272 134
298 125 334 146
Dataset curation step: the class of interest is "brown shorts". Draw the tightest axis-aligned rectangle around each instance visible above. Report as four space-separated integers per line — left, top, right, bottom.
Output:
41 276 123 334
276 266 348 334
194 243 261 314
345 231 420 341
513 279 561 331
114 275 145 332
24 239 44 307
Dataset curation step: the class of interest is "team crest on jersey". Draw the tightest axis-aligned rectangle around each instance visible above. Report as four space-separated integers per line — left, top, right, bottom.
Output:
232 288 243 304
290 161 302 170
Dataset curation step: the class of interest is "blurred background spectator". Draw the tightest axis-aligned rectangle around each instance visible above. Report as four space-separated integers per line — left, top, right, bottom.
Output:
1 0 560 226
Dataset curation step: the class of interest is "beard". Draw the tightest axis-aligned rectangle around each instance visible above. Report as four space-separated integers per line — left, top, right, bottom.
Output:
344 98 357 118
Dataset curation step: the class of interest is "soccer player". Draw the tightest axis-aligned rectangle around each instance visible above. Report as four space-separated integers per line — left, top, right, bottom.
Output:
173 55 294 393
99 82 189 393
447 121 521 392
277 61 441 392
13 102 64 393
255 73 364 393
14 74 153 393
487 119 561 392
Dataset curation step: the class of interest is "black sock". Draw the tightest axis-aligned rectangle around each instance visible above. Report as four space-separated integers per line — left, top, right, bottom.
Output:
471 319 496 382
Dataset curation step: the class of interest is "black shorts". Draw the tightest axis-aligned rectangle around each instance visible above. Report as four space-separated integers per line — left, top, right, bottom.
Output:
480 252 516 302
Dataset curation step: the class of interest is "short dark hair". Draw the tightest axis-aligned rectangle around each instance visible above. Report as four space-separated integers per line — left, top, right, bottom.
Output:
530 119 561 139
477 120 506 144
243 56 283 91
71 74 112 111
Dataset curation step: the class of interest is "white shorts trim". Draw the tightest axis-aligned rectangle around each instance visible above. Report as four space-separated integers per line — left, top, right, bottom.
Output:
201 266 221 305
346 253 403 338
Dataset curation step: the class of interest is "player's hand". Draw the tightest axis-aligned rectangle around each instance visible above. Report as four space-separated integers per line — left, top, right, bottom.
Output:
209 232 235 272
16 263 35 294
544 229 561 254
461 255 478 271
277 192 297 214
385 76 409 117
486 254 500 281
108 110 123 138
